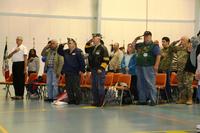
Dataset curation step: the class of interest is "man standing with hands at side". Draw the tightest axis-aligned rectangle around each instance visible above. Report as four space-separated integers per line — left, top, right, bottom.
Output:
132 31 161 106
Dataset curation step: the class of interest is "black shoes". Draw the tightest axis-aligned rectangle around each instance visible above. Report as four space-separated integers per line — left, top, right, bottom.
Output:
136 102 147 105
148 101 156 106
68 100 80 105
136 101 156 106
44 98 54 102
11 96 23 100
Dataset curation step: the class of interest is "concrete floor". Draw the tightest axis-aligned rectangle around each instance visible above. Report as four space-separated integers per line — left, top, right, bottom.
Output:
0 89 199 133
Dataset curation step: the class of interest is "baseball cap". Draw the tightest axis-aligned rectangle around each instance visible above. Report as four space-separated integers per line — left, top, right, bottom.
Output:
143 31 152 36
16 36 23 40
92 33 102 38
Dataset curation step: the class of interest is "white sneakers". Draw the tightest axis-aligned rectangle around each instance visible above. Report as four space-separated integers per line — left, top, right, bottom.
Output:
51 100 68 105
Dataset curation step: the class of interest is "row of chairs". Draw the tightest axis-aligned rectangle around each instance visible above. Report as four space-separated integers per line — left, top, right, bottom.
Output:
79 72 133 106
1 71 198 104
156 72 199 104
0 72 170 104
0 73 47 98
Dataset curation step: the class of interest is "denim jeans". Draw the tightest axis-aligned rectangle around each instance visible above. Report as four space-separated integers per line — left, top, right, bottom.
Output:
47 68 58 99
91 69 106 104
161 69 172 100
136 66 157 103
197 85 200 100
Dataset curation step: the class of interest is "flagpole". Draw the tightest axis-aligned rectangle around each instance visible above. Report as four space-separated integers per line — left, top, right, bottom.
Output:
5 36 8 60
2 36 10 79
33 37 35 49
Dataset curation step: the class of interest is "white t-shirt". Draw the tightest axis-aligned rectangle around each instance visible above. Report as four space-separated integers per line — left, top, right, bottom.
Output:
12 44 28 62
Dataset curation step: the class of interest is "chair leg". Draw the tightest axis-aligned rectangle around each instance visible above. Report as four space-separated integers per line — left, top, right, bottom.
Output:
157 89 160 104
120 90 124 106
5 85 11 98
39 86 43 99
165 89 170 103
102 90 108 107
128 90 134 104
175 87 179 101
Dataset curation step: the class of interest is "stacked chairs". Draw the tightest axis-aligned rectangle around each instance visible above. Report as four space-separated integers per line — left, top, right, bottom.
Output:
170 72 178 101
58 75 66 88
104 74 114 89
34 73 47 99
115 74 133 106
102 73 133 106
156 73 167 104
192 79 198 103
80 72 92 103
25 73 38 99
0 73 13 98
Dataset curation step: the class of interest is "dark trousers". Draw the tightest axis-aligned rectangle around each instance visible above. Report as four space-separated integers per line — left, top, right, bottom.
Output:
12 61 25 97
91 69 106 104
159 70 172 100
28 71 36 76
65 73 81 103
131 75 138 100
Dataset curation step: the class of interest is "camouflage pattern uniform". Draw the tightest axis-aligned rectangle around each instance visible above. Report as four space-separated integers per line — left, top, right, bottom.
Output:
159 47 173 71
159 46 174 100
170 53 178 72
172 45 194 102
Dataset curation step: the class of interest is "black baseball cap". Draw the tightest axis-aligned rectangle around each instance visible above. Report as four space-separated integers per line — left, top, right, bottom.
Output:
143 31 152 36
92 33 102 38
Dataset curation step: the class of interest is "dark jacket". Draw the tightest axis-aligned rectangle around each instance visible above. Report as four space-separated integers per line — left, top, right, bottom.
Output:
184 45 200 74
85 42 109 70
57 45 85 74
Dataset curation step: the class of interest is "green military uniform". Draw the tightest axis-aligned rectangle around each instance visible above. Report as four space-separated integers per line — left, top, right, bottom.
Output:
170 53 178 72
159 46 174 100
172 45 194 102
159 47 174 71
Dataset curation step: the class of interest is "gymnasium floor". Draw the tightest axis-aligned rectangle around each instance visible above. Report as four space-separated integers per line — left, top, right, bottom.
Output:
0 89 199 133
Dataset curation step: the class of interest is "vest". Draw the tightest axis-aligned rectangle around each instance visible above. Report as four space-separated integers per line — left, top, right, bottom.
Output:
136 43 156 66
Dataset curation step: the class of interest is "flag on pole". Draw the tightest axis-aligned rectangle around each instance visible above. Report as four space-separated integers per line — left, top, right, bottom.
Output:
2 37 9 80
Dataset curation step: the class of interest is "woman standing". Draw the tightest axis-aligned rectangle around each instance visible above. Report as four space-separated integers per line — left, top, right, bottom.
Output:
121 43 138 100
27 49 40 76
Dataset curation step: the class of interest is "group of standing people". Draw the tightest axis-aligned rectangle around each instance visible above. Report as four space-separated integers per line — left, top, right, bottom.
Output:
6 30 200 107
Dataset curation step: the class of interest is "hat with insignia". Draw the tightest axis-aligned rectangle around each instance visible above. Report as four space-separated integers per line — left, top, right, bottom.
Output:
16 36 23 40
92 33 102 38
143 31 152 36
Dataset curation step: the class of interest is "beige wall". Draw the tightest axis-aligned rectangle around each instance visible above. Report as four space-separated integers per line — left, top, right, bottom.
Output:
101 0 196 48
0 0 97 78
0 0 198 79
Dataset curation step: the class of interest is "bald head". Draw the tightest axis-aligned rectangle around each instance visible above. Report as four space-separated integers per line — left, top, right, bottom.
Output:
50 39 58 49
113 42 119 51
180 36 190 47
16 36 23 46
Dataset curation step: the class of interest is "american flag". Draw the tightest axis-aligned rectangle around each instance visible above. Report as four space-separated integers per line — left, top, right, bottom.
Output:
2 38 9 80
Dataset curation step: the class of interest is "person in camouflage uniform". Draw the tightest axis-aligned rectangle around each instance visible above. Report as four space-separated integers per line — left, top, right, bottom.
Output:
171 36 194 105
159 37 173 101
